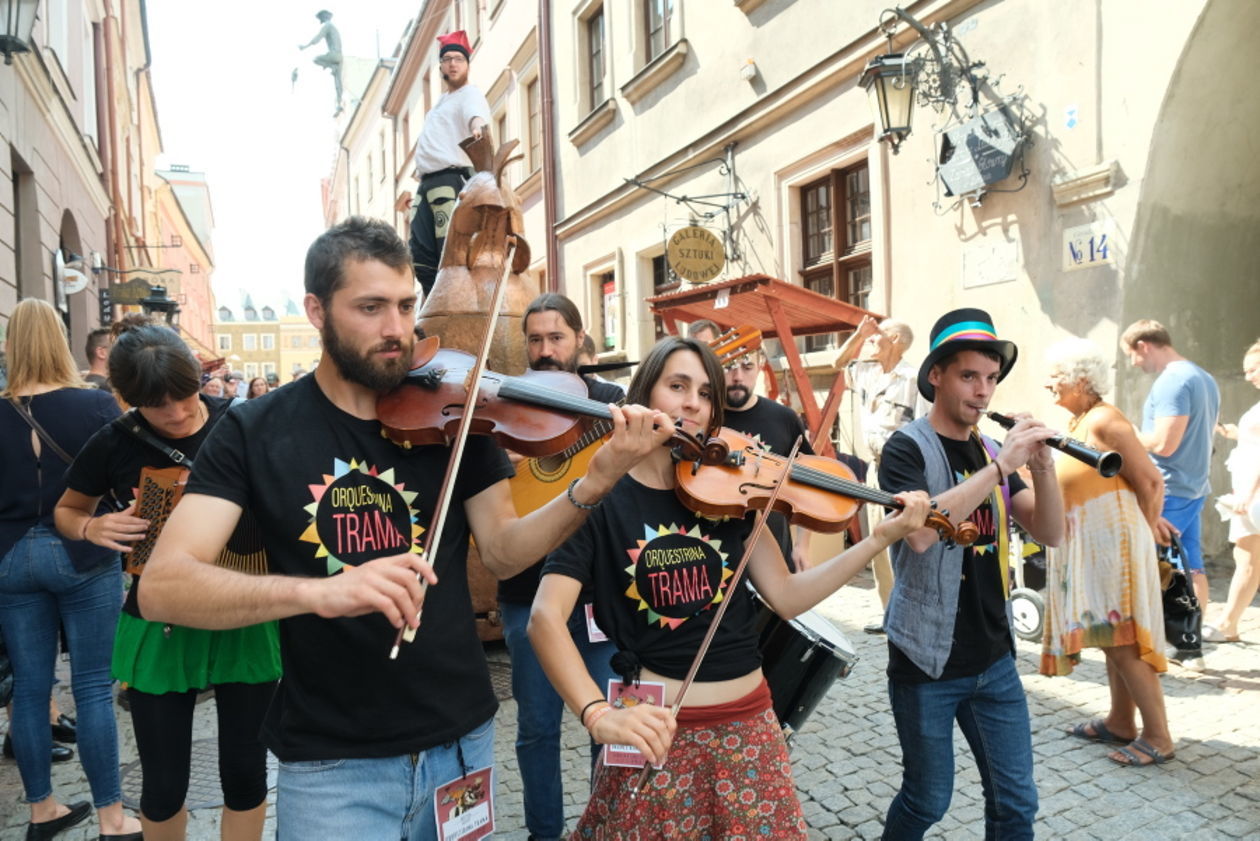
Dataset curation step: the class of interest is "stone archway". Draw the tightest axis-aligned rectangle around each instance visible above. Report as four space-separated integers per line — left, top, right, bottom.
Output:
1120 0 1260 556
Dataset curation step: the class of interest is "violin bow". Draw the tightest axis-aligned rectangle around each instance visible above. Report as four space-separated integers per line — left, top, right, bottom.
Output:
628 436 803 799
389 240 517 659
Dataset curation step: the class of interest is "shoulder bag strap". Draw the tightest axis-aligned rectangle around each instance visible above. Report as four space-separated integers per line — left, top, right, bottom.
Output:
113 409 195 470
7 397 75 464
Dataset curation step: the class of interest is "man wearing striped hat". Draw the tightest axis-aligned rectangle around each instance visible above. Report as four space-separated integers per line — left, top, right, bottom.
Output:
875 308 1065 840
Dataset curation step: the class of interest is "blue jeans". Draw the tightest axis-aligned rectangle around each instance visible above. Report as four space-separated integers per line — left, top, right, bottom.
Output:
500 600 615 841
1163 494 1206 573
275 716 494 841
0 525 123 807
882 654 1037 841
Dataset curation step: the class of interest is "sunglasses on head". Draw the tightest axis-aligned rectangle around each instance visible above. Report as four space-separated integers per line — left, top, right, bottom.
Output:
725 359 759 372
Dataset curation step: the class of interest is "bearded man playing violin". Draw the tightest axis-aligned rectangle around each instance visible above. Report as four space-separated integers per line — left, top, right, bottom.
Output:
529 335 931 838
137 217 670 841
875 308 1065 841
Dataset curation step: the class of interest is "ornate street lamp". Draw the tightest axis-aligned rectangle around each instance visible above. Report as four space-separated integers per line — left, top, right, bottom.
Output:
140 284 181 327
860 52 917 154
0 0 38 65
861 6 1028 206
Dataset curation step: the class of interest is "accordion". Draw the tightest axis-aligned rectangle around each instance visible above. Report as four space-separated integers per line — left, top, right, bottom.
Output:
123 465 268 576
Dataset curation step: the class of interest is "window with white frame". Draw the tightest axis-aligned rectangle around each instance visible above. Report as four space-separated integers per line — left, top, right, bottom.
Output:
243 334 258 351
217 334 231 351
262 334 275 351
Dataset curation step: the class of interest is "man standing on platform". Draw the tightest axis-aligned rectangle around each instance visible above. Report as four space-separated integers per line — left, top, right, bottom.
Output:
833 315 926 633
688 320 815 570
1123 319 1220 622
408 30 490 296
499 293 622 841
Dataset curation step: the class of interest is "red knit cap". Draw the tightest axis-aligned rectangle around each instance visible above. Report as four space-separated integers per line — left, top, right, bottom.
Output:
437 30 472 59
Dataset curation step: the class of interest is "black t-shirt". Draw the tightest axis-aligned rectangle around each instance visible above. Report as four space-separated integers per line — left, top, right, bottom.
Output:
65 395 239 616
185 375 514 761
724 397 815 570
543 475 761 681
498 377 625 605
878 430 1026 683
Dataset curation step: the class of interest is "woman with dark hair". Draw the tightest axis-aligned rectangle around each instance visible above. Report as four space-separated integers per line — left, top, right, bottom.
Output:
246 377 269 399
0 299 140 840
55 323 280 841
529 336 930 837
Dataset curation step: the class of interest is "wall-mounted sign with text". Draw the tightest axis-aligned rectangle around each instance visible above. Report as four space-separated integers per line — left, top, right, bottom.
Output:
666 226 726 284
1062 219 1116 272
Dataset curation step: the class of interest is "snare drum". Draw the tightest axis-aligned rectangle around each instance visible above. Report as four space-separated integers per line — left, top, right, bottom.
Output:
749 585 858 738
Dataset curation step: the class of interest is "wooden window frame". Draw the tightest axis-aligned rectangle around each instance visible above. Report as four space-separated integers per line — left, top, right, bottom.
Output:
799 160 873 352
645 0 674 64
588 8 606 109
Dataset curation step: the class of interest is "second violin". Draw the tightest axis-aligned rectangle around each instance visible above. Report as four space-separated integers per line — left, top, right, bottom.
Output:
674 429 979 547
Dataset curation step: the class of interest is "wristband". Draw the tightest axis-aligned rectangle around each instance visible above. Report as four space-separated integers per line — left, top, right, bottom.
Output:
567 478 599 511
991 460 1006 486
578 698 606 726
585 704 613 731
80 517 93 542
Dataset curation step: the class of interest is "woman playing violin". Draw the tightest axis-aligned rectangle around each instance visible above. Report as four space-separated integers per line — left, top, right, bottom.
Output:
528 336 930 838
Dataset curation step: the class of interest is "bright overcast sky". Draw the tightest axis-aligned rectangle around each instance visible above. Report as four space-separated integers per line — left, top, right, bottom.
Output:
146 2 418 311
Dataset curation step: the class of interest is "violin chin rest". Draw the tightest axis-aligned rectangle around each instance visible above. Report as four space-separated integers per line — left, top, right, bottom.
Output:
411 336 441 370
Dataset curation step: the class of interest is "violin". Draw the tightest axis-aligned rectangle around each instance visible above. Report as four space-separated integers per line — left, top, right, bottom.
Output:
673 429 979 547
375 345 731 466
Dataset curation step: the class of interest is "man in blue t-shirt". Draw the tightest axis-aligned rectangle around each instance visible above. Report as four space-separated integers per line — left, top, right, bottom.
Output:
1123 319 1220 618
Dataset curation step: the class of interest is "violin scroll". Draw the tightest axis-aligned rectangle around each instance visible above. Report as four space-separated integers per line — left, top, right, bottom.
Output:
922 508 978 548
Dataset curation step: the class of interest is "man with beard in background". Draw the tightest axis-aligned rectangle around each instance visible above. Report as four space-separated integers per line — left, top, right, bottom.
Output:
688 320 814 570
139 218 669 840
498 293 622 841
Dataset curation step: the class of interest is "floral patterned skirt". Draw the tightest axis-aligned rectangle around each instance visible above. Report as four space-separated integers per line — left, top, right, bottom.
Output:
572 699 807 840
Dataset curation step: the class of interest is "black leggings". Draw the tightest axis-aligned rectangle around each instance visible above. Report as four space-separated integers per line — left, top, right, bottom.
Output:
127 681 276 821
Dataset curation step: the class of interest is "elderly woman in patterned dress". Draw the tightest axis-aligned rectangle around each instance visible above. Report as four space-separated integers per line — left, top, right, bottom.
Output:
1042 338 1174 767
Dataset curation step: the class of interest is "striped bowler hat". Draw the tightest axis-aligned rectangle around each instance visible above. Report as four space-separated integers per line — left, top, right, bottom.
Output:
917 308 1018 401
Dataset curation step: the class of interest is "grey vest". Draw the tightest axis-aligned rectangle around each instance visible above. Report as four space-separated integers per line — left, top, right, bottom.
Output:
884 417 1012 679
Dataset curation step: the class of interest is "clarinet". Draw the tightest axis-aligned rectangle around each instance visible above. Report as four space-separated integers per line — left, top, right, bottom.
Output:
985 411 1123 478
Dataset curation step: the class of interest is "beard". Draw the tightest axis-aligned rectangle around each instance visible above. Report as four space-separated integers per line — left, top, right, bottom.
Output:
726 384 751 409
320 314 413 392
530 354 578 373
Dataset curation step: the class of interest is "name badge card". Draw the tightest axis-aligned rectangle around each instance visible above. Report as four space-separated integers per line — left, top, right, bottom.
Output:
585 603 608 643
601 679 666 768
434 765 494 841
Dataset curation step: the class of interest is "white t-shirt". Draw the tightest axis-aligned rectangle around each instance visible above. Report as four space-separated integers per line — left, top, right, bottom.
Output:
846 359 927 459
414 84 492 176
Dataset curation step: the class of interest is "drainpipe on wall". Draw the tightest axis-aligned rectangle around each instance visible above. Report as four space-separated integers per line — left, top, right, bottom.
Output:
538 0 559 292
103 0 126 275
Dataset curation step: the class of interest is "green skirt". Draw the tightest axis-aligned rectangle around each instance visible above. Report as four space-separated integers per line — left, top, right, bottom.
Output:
112 611 282 695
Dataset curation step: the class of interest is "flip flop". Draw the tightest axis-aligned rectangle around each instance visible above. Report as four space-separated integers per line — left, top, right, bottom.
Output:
1109 737 1175 767
1066 718 1129 745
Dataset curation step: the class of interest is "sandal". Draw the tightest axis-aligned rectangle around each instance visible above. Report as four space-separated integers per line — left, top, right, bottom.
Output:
1065 718 1129 745
1201 624 1241 643
1109 737 1175 767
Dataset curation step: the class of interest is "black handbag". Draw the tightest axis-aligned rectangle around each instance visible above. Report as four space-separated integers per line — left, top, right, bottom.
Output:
1158 533 1202 658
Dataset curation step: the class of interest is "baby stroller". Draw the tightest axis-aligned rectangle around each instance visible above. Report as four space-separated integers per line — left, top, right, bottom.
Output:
1008 524 1048 642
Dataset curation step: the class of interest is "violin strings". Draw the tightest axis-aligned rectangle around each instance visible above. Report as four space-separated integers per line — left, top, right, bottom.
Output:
498 377 613 419
787 462 900 507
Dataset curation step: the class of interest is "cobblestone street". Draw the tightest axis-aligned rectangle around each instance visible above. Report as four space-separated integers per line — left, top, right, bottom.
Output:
3 561 1257 840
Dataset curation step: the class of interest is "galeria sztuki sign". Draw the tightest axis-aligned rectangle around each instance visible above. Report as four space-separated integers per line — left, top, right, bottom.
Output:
667 226 725 283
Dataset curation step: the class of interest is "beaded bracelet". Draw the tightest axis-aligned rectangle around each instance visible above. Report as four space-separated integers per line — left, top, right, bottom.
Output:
578 698 606 726
585 704 613 731
567 478 599 511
